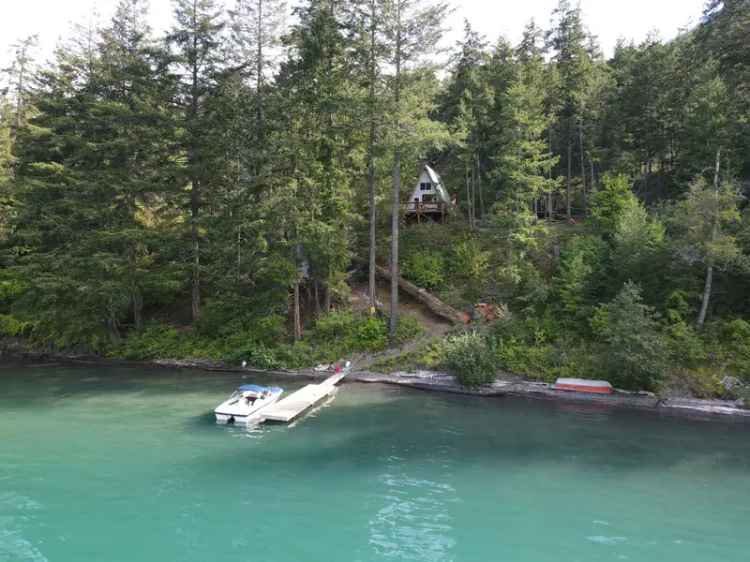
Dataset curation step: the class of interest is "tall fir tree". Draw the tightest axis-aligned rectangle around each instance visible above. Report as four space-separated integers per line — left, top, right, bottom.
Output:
546 0 592 218
168 0 225 321
381 0 448 337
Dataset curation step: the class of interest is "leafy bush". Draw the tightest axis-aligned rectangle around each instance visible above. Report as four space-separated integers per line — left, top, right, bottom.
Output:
591 282 668 390
662 367 727 399
196 299 287 344
114 324 209 360
0 270 27 309
224 343 282 370
0 314 32 337
664 320 708 367
716 319 750 381
451 239 490 283
401 253 446 289
393 314 424 345
442 332 497 387
589 174 635 237
312 311 388 352
487 316 597 383
554 235 609 324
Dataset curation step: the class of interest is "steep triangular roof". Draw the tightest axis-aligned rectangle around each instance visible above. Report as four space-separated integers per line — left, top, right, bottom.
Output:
423 165 451 204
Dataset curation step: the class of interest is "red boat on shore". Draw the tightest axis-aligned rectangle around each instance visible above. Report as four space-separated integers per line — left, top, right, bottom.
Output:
553 378 614 395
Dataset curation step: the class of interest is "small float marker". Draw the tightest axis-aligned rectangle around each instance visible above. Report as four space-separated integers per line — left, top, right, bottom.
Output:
553 378 614 395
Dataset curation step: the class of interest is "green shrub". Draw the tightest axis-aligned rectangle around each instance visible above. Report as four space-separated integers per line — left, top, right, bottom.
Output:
0 314 32 337
554 234 609 324
401 253 446 289
0 271 27 309
196 298 287 344
451 239 490 283
591 282 668 391
718 319 750 381
442 332 497 387
114 323 185 360
312 311 388 351
663 367 726 399
225 343 282 370
352 316 389 351
393 314 424 345
589 173 635 237
664 320 708 367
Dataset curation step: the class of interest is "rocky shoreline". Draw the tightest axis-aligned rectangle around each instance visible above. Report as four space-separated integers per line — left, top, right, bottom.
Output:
2 339 748 420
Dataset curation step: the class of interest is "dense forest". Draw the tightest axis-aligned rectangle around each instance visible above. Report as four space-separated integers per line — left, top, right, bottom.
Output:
1 0 749 396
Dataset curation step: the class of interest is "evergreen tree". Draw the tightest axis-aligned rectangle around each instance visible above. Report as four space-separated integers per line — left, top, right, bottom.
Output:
382 0 448 337
546 0 592 218
10 0 180 344
592 281 667 390
439 21 492 228
168 0 225 322
227 0 286 176
347 0 390 310
1 35 38 134
492 31 559 273
700 0 750 113
272 0 361 336
96 0 181 330
0 99 13 241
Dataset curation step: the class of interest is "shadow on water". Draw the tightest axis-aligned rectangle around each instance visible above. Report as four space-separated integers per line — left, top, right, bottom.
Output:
5 364 750 476
0 364 304 405
184 411 218 429
191 390 750 477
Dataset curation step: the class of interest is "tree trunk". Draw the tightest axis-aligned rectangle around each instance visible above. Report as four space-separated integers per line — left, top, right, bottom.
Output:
237 225 242 281
191 178 201 322
129 242 142 331
389 5 402 339
314 280 321 317
324 283 331 312
189 20 201 323
132 291 143 331
373 263 465 325
579 119 586 214
697 147 722 329
547 191 553 221
466 165 473 229
255 0 264 157
697 264 714 329
390 145 401 338
293 281 302 340
367 0 377 312
566 141 572 220
476 155 484 220
547 128 553 221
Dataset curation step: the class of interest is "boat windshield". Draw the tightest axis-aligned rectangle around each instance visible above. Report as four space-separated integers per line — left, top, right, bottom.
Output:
229 390 258 400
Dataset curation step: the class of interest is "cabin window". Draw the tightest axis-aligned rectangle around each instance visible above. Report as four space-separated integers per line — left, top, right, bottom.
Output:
420 182 431 191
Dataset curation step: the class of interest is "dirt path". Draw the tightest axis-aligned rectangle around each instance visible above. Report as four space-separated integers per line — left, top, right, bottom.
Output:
349 280 453 338
348 280 453 371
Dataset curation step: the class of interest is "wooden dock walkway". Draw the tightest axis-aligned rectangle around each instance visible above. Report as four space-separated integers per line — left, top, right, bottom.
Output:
257 369 348 424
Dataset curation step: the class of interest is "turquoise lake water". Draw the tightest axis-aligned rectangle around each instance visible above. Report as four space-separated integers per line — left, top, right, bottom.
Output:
1 364 749 562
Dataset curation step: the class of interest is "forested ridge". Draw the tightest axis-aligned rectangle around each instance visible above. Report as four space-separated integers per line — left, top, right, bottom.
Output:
1 0 749 397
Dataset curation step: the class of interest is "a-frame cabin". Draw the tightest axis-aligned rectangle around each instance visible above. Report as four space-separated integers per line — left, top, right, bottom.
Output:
405 165 452 223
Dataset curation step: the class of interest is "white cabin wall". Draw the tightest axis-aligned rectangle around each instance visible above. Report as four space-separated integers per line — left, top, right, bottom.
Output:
409 171 437 203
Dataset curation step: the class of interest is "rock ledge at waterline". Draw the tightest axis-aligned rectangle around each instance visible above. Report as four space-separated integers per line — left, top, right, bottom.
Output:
2 339 748 419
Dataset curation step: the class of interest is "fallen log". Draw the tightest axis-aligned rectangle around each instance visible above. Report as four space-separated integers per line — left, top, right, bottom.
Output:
373 264 468 325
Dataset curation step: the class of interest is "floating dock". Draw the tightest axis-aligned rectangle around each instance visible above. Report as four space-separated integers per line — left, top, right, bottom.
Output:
254 369 348 424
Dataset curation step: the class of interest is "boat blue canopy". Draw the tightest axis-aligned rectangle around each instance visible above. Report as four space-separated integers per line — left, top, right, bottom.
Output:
238 384 282 393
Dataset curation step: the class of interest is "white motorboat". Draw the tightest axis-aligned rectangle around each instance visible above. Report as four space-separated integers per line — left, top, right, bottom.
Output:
214 384 283 424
